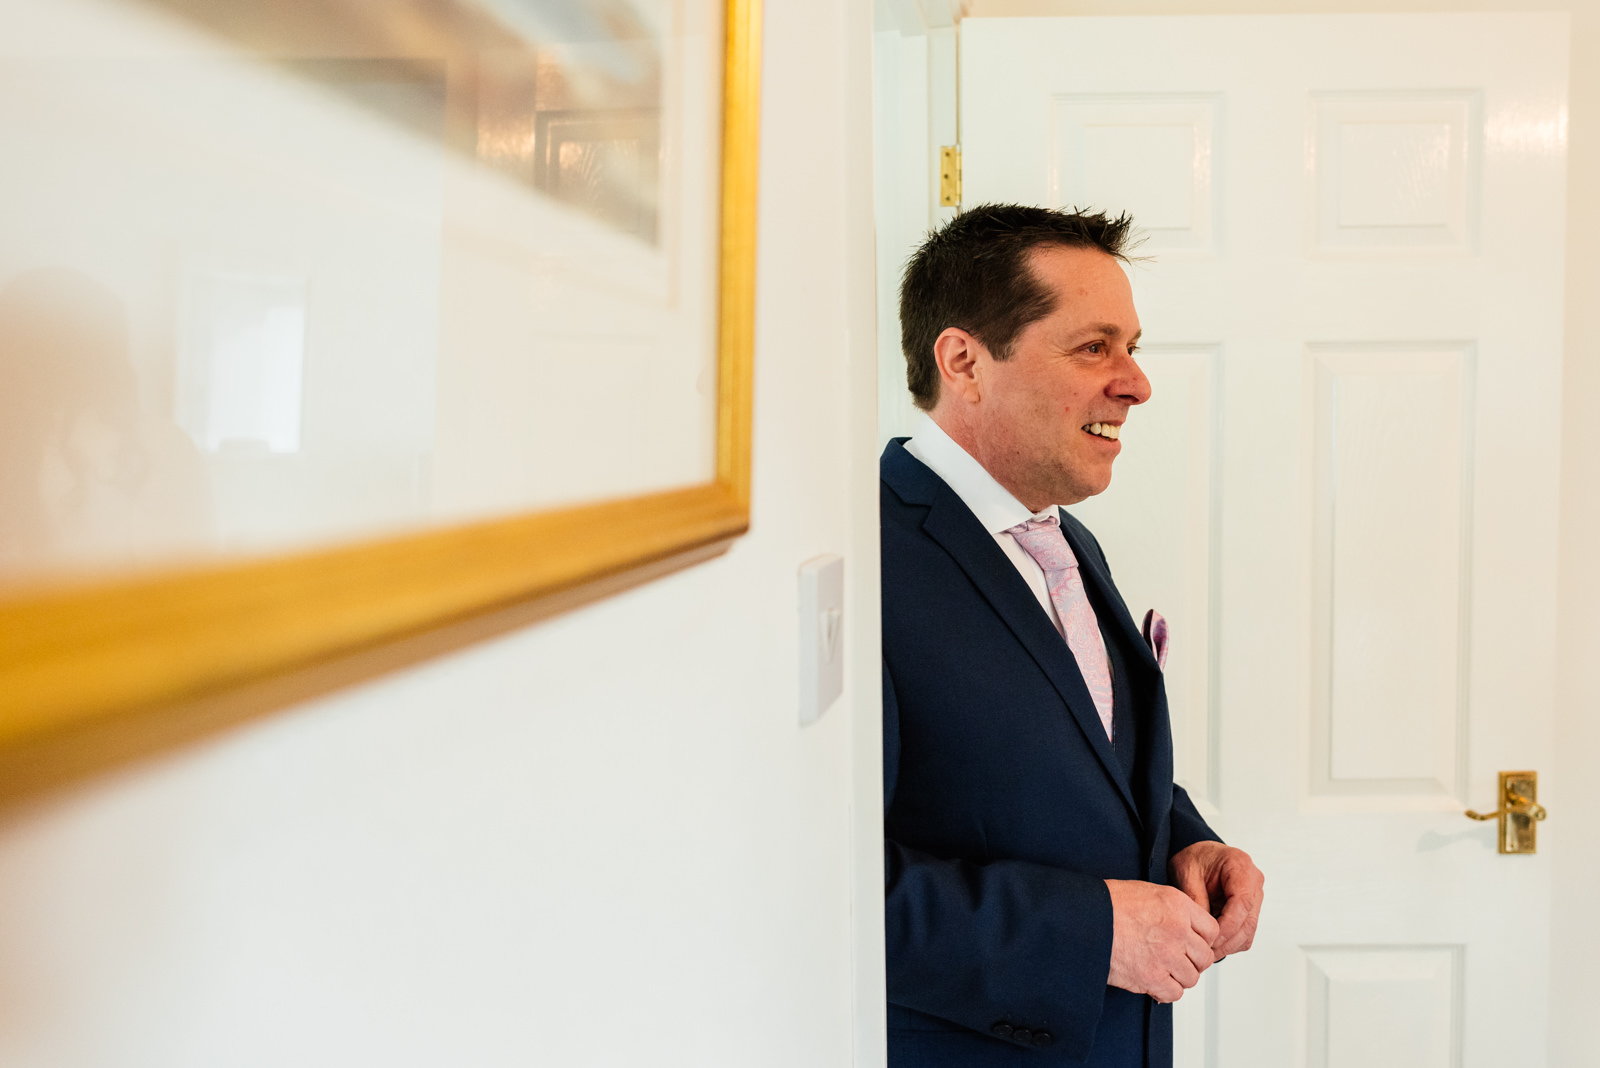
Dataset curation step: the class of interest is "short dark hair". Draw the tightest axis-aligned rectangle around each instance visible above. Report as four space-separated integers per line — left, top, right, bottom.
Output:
898 203 1134 411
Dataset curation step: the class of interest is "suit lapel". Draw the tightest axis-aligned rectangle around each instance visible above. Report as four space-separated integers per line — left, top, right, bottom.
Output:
1062 510 1179 847
1059 512 1161 678
918 486 1141 823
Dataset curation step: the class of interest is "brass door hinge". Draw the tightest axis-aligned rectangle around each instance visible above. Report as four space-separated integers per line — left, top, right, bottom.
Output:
939 145 962 208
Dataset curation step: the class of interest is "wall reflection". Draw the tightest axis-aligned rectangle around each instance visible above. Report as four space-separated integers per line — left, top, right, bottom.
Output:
151 0 664 242
0 269 211 577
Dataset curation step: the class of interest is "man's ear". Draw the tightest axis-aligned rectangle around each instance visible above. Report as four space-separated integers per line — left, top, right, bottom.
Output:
932 328 985 405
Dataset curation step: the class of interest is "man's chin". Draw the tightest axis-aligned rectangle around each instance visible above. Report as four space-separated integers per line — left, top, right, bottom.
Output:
1054 467 1114 505
1055 487 1106 507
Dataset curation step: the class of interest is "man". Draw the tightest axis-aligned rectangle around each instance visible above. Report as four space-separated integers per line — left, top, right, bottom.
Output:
882 204 1264 1067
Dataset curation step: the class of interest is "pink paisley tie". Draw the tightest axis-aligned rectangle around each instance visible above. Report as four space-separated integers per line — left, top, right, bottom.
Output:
1006 515 1115 742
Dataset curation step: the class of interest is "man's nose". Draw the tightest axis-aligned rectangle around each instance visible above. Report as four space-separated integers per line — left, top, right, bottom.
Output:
1114 352 1152 405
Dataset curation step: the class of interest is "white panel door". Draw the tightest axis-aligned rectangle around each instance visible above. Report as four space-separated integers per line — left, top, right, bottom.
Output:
961 15 1566 1068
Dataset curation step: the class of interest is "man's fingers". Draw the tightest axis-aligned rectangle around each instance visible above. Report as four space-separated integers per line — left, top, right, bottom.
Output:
1212 892 1249 949
1210 857 1265 953
1185 896 1220 947
1170 955 1201 990
1219 921 1258 957
1150 977 1185 1004
1214 901 1260 956
1182 930 1214 974
1106 876 1251 1004
1174 864 1209 911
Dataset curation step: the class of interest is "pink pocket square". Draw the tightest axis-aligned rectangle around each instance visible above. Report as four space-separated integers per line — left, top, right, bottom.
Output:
1140 609 1169 670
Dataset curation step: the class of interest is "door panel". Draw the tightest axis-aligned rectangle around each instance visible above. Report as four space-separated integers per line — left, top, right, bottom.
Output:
1305 945 1462 1068
962 15 1566 1067
1051 95 1221 255
1310 343 1474 799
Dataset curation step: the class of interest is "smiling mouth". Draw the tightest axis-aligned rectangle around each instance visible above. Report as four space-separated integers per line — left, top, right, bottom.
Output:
1083 422 1120 441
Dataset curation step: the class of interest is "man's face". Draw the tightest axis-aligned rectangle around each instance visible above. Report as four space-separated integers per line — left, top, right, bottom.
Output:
961 245 1150 508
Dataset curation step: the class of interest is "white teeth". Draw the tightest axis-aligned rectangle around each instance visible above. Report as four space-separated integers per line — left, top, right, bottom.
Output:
1085 423 1120 441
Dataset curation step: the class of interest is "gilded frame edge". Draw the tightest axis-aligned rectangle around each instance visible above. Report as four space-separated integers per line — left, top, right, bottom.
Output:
0 0 762 751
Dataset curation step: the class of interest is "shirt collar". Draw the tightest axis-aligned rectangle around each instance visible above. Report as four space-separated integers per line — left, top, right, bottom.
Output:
903 415 1058 535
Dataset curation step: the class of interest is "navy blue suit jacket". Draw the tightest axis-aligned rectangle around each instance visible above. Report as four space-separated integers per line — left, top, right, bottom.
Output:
881 438 1219 1067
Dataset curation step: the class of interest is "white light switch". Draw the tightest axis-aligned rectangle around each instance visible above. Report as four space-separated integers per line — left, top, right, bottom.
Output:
798 554 845 725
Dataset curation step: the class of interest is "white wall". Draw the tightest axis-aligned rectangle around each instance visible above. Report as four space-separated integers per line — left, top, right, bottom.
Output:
927 2 1599 1065
0 0 885 1063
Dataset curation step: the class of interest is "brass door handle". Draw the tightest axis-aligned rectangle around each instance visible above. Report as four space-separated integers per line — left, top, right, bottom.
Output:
1465 791 1547 822
1465 771 1546 853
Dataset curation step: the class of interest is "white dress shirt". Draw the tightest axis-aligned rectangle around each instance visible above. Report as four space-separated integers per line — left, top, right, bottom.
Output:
904 415 1070 640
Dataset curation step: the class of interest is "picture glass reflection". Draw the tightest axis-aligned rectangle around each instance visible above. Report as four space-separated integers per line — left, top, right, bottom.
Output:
0 0 723 586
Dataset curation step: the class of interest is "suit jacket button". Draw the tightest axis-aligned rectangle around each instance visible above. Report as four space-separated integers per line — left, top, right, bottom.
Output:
1011 1028 1033 1045
1032 1031 1054 1048
990 1022 1013 1039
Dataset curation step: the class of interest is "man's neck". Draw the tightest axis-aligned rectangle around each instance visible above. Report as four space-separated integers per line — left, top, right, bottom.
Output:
927 409 1053 514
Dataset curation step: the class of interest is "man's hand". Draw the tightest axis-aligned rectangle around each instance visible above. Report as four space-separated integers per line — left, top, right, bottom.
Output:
1169 841 1265 957
1104 880 1219 1003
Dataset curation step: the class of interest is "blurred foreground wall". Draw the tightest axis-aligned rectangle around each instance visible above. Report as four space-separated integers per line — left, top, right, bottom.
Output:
0 0 886 1064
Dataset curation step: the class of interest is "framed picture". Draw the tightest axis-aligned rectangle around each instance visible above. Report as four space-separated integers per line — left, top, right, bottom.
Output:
0 0 761 750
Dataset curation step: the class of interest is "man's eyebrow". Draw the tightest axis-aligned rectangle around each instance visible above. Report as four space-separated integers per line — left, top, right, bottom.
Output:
1066 324 1142 343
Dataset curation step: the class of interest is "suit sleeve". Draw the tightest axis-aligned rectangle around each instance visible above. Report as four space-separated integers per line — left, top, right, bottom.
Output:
1168 783 1222 857
883 663 1115 1060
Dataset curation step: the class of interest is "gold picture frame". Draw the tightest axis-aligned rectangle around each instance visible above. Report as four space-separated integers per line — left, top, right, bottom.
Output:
0 0 761 755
